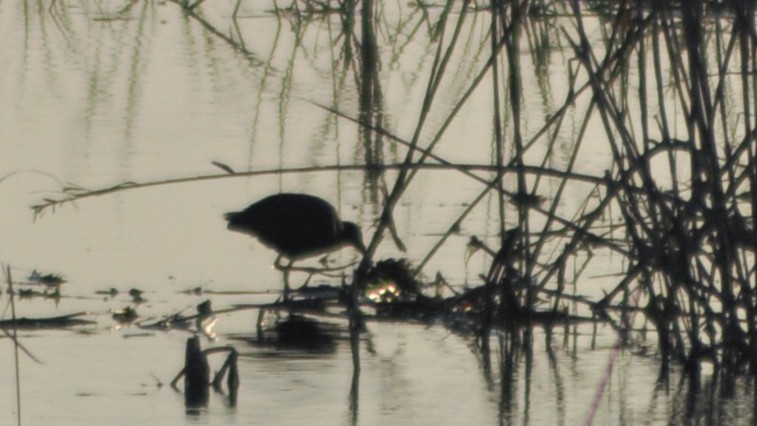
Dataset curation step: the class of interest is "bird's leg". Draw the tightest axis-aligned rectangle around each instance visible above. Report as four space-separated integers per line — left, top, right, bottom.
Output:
274 255 294 302
256 307 266 343
283 266 291 302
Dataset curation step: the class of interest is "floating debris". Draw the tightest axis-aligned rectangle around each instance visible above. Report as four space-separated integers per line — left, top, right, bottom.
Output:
0 312 95 329
18 288 39 298
17 286 60 300
112 306 139 324
129 288 146 303
291 284 343 301
179 286 204 295
27 270 67 287
281 284 345 312
95 288 119 297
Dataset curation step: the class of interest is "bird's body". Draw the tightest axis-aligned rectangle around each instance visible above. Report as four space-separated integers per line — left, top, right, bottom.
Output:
225 193 365 260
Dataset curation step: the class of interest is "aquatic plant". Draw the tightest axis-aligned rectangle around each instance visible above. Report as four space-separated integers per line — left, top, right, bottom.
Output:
24 0 757 405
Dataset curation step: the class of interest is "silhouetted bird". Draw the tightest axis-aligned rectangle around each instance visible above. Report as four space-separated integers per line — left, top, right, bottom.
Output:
225 193 366 263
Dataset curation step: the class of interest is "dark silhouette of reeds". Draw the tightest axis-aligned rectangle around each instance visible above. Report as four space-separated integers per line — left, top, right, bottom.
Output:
23 0 757 420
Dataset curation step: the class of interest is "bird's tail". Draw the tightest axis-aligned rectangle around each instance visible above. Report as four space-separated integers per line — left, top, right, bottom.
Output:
224 211 242 229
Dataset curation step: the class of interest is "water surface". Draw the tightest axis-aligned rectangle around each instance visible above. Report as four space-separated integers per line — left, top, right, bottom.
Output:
0 1 753 425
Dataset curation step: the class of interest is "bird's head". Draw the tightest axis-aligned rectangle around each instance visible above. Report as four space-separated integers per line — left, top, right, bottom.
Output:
341 221 367 255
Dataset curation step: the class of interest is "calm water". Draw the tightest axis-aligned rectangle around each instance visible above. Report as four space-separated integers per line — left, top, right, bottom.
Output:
0 1 753 424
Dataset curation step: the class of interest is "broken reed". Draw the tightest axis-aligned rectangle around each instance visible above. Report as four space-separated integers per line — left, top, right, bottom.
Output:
4 265 22 426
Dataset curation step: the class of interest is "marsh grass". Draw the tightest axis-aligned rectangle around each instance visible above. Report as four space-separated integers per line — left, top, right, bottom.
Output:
24 0 757 409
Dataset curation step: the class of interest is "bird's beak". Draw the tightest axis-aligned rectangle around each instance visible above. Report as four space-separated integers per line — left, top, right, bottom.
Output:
356 240 367 256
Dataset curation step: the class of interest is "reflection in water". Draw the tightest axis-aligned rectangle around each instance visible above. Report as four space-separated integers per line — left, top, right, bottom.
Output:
349 364 359 426
465 324 757 426
544 330 566 426
3 0 757 425
182 336 210 411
